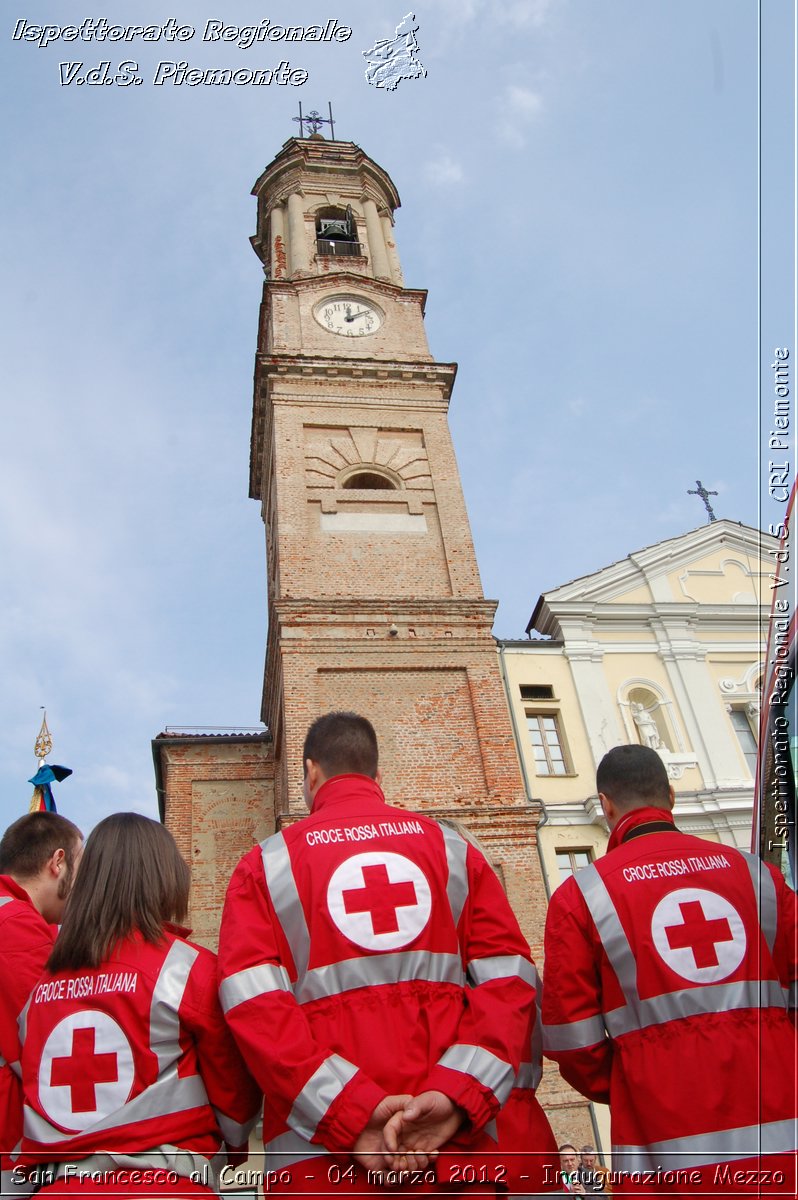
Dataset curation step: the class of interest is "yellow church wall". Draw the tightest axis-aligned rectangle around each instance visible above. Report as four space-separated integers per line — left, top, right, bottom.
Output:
539 822 609 895
668 550 768 605
499 645 595 803
669 761 705 795
591 627 658 645
602 583 653 605
705 654 764 682
600 652 679 707
693 629 766 643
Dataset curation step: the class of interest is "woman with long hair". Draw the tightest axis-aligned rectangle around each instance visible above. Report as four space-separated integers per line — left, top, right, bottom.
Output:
19 813 260 1196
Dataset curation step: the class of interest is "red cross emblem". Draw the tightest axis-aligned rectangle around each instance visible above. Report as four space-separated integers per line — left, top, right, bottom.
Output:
343 863 418 934
664 899 734 969
327 852 432 950
651 887 746 984
38 1011 135 1133
50 1025 119 1112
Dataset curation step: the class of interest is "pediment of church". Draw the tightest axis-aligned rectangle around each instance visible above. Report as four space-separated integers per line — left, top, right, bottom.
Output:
530 521 778 636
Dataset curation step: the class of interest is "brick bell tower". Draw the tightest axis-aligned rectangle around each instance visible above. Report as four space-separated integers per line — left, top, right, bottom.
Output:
249 133 549 948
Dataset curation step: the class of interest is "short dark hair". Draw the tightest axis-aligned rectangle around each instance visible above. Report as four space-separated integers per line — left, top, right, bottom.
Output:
596 744 670 810
47 813 190 972
0 812 82 879
303 711 379 779
558 1144 578 1155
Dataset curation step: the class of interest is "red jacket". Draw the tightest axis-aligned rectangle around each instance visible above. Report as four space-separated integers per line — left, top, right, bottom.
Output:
542 807 798 1196
218 774 554 1193
0 876 57 1184
20 926 260 1186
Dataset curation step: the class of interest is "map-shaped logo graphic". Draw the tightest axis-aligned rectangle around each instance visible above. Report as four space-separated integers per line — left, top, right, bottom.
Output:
363 12 427 91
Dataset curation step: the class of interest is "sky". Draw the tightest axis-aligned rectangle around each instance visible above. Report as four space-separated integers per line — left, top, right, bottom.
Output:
0 0 795 834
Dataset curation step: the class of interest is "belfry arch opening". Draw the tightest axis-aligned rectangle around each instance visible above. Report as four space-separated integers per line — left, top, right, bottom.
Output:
340 469 399 491
316 205 361 257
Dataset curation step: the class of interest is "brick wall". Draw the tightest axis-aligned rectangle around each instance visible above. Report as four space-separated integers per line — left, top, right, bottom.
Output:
154 734 274 949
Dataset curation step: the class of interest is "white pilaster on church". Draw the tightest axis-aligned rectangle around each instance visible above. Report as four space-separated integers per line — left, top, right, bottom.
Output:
560 631 624 763
654 624 749 788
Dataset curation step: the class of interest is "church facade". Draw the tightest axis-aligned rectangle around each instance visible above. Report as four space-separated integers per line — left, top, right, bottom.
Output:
499 519 772 896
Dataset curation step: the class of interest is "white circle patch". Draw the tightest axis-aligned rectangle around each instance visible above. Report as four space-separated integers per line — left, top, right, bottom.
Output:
327 851 432 950
38 1010 135 1132
650 887 747 984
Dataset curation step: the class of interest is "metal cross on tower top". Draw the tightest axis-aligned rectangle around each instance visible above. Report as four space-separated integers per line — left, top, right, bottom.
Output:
293 102 336 139
688 480 718 522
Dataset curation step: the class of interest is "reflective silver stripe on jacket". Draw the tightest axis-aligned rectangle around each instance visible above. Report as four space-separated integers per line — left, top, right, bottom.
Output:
287 1054 358 1141
213 1107 255 1147
440 824 469 927
788 980 798 1010
0 896 13 907
529 963 544 1089
438 1044 514 1106
612 1117 798 1173
513 1063 535 1089
604 978 789 1038
24 1071 209 1143
220 963 293 1013
298 950 464 1003
263 1130 331 1169
150 940 199 1073
543 1013 608 1052
262 832 312 980
741 850 778 954
575 865 639 1001
17 995 32 1047
467 954 536 988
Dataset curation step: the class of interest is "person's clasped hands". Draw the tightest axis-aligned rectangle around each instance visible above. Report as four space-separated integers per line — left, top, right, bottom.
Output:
354 1091 467 1185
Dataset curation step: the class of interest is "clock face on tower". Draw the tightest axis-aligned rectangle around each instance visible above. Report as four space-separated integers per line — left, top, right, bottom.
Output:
314 295 383 337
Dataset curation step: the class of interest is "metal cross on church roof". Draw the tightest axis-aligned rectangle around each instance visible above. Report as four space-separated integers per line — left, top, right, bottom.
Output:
293 102 336 139
688 479 718 522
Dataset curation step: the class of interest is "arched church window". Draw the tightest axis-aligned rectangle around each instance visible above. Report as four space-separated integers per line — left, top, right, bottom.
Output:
316 205 362 257
341 470 398 491
627 687 673 752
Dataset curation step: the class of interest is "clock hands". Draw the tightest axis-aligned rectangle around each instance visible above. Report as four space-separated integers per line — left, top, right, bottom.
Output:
344 308 372 323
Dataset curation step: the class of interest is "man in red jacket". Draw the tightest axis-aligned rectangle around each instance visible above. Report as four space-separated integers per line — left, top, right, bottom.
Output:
218 711 556 1194
542 744 798 1197
0 811 83 1193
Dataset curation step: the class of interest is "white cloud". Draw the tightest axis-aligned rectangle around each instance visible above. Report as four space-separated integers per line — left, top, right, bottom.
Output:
425 154 465 186
498 84 545 145
497 0 561 28
507 84 545 117
429 0 562 29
